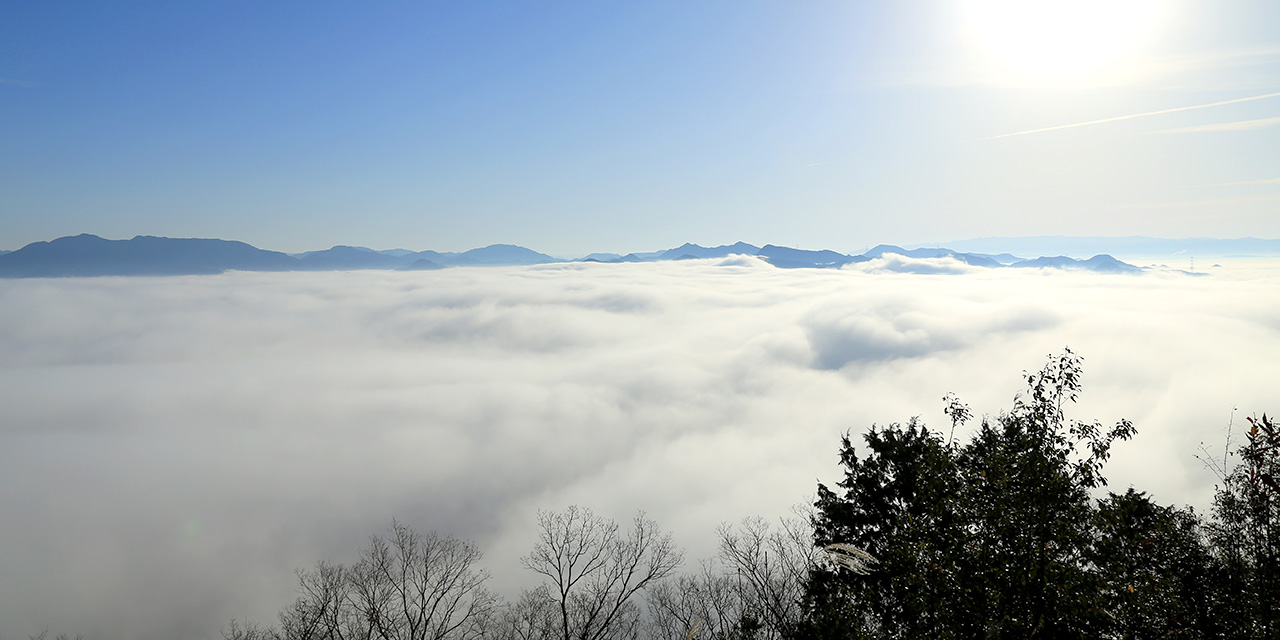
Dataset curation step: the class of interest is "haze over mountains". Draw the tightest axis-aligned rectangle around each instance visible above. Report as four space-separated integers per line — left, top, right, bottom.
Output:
933 236 1280 258
2 233 1277 278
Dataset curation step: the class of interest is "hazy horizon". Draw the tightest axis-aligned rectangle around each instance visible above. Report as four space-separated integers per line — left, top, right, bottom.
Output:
5 232 1280 265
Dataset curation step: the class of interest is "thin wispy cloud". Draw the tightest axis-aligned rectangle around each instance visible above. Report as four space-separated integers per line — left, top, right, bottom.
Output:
1191 177 1280 188
1161 46 1280 74
1149 116 1280 134
0 77 38 88
988 91 1280 139
887 45 1280 92
1117 193 1280 209
1136 46 1280 91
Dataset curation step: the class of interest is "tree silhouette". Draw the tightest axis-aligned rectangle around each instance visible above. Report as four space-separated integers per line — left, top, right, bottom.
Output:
1208 413 1280 637
795 349 1138 639
225 521 496 640
522 506 682 640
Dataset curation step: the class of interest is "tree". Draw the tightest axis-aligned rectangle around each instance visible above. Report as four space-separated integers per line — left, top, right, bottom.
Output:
522 506 683 640
1089 489 1218 638
1207 413 1280 637
716 515 820 639
491 586 559 640
646 514 819 640
226 521 497 640
800 418 964 639
794 349 1137 639
645 560 756 640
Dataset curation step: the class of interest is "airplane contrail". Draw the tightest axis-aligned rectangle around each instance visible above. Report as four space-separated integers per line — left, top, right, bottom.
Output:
989 91 1280 139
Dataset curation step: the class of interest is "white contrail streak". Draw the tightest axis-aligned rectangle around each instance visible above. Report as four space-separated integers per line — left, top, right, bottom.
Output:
989 91 1280 139
1149 115 1280 134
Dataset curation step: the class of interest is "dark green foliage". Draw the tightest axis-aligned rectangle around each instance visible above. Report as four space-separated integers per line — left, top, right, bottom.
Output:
793 350 1280 639
1091 489 1218 638
795 349 1144 639
1208 414 1280 638
805 420 964 639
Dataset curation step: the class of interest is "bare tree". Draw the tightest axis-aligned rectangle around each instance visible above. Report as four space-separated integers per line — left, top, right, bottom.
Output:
276 561 351 640
223 618 282 640
643 512 818 640
645 560 749 640
522 506 683 640
27 632 84 640
348 522 497 640
714 514 818 640
227 521 497 640
491 586 559 640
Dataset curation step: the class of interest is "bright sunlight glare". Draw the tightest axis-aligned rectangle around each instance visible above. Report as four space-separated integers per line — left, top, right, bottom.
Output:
958 0 1169 88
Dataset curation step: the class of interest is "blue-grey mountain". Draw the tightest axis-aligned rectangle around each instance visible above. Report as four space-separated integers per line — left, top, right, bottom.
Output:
400 258 444 271
0 234 295 277
657 242 761 261
294 246 408 270
1008 254 1143 273
756 245 864 269
0 234 1219 278
863 244 1003 268
446 244 557 266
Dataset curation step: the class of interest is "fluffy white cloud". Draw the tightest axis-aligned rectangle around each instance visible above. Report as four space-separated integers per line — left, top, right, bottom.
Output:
843 253 983 275
0 260 1277 639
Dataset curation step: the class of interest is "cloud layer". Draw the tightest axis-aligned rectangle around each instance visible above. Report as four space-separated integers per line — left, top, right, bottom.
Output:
1 260 1278 639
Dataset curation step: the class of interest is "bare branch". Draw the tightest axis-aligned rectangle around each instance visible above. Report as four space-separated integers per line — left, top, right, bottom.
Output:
522 506 683 640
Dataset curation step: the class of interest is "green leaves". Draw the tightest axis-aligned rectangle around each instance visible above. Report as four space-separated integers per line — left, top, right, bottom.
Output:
796 349 1280 639
798 350 1138 639
1207 412 1280 636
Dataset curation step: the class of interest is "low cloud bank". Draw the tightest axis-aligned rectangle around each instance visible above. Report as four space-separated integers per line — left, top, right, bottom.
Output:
1 262 1277 639
843 253 983 275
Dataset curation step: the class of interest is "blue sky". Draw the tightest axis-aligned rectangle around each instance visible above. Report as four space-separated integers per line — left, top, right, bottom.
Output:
3 1 1278 254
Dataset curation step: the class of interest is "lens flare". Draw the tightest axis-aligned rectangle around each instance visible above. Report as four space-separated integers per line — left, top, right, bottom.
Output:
958 0 1168 87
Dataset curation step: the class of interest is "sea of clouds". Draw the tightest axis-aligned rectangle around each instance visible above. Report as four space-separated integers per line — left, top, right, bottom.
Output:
1 256 1277 639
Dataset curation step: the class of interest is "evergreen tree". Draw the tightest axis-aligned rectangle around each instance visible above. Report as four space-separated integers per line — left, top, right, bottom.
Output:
1090 489 1218 638
794 349 1136 639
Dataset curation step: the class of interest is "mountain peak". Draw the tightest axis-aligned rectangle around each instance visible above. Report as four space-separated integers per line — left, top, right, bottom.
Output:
0 234 1187 277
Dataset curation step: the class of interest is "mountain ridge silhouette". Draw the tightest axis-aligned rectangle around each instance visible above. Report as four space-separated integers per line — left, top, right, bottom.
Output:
2 233 1258 277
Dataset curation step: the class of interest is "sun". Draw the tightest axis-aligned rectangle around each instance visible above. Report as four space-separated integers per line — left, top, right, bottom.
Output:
957 0 1168 88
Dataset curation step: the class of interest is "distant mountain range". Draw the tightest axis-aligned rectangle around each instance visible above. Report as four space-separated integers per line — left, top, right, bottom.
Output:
3 233 1273 278
0 234 297 277
0 235 565 277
